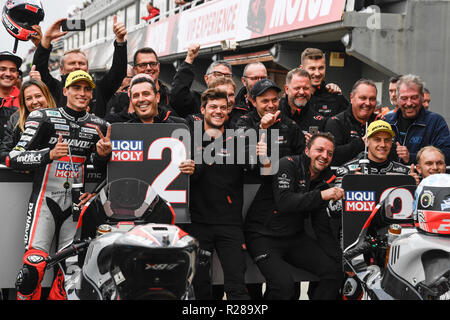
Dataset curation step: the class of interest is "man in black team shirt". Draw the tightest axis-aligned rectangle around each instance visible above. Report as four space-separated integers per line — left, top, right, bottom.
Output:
183 88 252 300
126 74 186 125
279 68 326 141
244 132 345 300
300 48 349 118
324 79 378 166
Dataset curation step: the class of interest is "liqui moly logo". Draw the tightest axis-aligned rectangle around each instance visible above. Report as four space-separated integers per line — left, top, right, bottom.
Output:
111 140 144 162
345 191 376 212
55 162 81 179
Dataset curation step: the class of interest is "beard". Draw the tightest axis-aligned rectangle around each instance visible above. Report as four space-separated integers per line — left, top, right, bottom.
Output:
289 95 308 109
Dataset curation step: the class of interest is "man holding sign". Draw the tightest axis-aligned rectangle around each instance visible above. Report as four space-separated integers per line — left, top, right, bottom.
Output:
7 70 111 300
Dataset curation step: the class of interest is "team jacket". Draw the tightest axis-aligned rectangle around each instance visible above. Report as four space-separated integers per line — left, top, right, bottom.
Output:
7 106 110 197
169 61 202 118
324 108 378 166
0 86 19 140
188 121 246 225
0 111 21 163
127 106 187 124
309 81 350 118
244 153 335 237
384 107 450 165
235 109 306 162
278 95 326 132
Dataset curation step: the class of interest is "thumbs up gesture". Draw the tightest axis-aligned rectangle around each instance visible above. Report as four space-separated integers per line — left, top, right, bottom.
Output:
260 110 280 130
396 142 410 164
409 163 420 185
112 15 127 43
96 125 112 157
257 132 271 166
50 134 69 160
29 65 41 81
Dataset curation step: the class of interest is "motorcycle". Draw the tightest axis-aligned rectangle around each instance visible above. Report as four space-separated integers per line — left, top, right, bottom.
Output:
342 174 450 300
45 178 199 300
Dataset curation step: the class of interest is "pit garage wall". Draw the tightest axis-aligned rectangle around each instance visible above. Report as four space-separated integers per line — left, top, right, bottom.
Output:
345 0 450 124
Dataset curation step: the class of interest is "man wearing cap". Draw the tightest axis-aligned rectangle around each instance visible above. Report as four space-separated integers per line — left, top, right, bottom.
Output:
8 70 112 300
236 78 305 164
0 51 22 140
335 120 412 182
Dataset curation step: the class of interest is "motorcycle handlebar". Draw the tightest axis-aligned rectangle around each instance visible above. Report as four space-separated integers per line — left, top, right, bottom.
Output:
343 241 373 261
46 239 92 269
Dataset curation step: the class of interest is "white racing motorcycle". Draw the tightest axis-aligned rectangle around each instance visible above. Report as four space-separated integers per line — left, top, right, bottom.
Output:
45 178 199 300
342 174 450 300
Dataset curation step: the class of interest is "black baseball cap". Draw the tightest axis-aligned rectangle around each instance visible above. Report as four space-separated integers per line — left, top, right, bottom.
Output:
0 51 22 69
250 78 281 99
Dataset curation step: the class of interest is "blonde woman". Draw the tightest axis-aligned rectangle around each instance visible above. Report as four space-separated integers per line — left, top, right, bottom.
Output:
0 79 56 163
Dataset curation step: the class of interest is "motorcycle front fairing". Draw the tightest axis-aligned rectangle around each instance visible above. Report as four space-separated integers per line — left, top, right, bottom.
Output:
381 230 450 300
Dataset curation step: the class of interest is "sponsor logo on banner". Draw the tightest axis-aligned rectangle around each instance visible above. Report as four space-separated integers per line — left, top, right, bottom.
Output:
345 191 376 212
148 0 345 57
111 140 144 162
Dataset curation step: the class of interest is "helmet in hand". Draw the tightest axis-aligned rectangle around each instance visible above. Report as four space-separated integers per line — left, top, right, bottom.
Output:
2 0 44 41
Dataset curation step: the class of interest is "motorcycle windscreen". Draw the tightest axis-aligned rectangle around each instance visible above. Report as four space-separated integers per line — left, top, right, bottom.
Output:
97 178 159 220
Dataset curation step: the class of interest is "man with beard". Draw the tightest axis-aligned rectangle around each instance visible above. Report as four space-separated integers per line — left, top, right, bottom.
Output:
384 74 450 165
279 68 326 142
324 79 379 166
184 88 251 300
244 132 345 300
300 48 350 118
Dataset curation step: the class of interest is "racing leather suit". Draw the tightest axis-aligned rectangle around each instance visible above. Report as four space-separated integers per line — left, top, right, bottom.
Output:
6 105 110 300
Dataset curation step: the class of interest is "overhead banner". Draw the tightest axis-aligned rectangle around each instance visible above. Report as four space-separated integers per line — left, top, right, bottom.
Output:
146 0 346 57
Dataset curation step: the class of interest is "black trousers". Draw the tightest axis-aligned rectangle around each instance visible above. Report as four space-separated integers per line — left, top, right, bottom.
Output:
183 223 250 300
246 231 343 300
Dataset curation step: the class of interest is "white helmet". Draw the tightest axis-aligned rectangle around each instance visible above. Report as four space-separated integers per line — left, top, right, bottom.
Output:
413 174 450 236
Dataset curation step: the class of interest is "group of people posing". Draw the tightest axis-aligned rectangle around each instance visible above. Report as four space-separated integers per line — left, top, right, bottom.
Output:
0 16 449 300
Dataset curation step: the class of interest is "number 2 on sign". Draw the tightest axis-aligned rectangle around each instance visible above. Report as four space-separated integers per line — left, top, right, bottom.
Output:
147 138 187 203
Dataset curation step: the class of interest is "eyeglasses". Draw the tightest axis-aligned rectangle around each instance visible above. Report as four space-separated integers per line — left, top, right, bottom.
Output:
135 62 159 69
244 76 267 81
208 71 232 78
